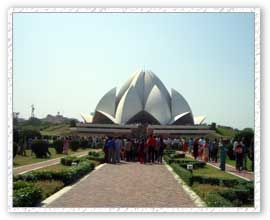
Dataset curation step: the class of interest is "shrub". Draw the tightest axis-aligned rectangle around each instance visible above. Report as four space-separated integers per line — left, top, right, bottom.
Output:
171 163 193 186
192 176 220 185
218 188 250 206
53 139 64 154
13 142 18 159
13 184 43 207
80 139 89 149
13 180 35 190
16 161 95 186
31 140 50 158
205 192 233 207
70 140 80 151
61 156 77 166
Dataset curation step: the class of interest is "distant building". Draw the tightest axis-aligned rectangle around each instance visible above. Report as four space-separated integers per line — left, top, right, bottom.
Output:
44 114 65 125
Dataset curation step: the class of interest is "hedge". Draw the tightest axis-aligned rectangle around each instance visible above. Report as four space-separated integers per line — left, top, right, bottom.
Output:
61 156 77 166
170 163 193 186
15 161 95 185
69 140 80 151
53 139 64 154
13 181 43 207
205 192 233 207
31 140 50 158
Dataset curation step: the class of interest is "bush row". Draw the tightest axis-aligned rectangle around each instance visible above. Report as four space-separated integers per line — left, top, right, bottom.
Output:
13 180 43 207
14 161 95 186
170 163 193 186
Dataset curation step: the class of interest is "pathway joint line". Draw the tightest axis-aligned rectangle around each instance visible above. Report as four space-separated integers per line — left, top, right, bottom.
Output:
164 162 206 208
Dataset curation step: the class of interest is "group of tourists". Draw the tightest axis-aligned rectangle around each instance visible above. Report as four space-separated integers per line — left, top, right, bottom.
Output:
103 135 166 165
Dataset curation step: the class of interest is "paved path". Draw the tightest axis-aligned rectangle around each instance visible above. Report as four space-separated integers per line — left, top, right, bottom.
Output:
46 162 197 208
13 151 89 175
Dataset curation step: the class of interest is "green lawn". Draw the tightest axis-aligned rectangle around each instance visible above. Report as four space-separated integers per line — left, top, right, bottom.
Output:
35 180 65 199
216 127 238 138
191 182 229 200
40 124 73 136
192 164 242 180
13 148 89 167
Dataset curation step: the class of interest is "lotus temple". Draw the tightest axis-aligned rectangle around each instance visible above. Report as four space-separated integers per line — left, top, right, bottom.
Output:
72 70 213 136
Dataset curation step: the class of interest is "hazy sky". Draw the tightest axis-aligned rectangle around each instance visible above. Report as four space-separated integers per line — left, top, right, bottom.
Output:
13 12 254 129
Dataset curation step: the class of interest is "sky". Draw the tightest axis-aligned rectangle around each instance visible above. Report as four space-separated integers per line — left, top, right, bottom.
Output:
13 12 255 130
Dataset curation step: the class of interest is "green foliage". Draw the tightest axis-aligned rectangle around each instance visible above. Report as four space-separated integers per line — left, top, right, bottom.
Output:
80 139 89 149
16 161 95 186
205 192 233 207
13 181 43 207
13 142 18 159
171 163 193 186
69 120 77 127
235 128 254 148
60 156 77 166
53 139 64 154
69 140 80 151
21 128 41 142
31 140 50 158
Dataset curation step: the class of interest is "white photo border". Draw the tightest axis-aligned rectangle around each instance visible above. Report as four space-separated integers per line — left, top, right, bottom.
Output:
7 7 260 212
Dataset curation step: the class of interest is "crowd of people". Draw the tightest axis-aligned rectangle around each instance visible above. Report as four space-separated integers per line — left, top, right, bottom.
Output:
103 135 166 164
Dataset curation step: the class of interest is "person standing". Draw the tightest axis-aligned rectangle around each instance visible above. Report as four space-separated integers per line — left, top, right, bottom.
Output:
212 139 218 163
138 138 145 164
204 138 209 162
219 138 227 171
241 137 247 170
188 138 194 154
147 135 156 164
107 137 116 164
158 136 166 164
235 142 243 172
193 138 199 160
125 139 132 161
154 137 160 162
114 137 122 163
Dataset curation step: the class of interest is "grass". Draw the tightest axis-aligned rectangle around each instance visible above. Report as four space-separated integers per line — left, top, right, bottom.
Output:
35 180 65 199
40 124 73 136
35 163 70 172
192 164 242 180
191 182 229 200
13 147 89 167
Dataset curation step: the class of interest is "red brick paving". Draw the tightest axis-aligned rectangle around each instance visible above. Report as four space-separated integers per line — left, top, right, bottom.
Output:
46 162 197 208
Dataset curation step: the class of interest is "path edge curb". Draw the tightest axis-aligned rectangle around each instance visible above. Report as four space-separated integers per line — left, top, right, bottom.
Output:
164 162 206 208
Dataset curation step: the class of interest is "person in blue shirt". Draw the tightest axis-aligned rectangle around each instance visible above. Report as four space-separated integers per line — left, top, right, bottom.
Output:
107 137 116 164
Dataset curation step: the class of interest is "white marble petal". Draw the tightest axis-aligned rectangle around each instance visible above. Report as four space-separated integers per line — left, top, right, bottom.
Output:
145 85 171 125
95 87 116 117
115 86 143 124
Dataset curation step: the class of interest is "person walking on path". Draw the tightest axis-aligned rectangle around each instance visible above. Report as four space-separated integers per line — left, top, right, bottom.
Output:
235 142 244 172
219 138 227 171
114 137 122 163
147 135 156 164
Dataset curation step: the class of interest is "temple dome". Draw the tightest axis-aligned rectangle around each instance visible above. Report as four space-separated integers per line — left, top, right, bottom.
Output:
91 70 196 125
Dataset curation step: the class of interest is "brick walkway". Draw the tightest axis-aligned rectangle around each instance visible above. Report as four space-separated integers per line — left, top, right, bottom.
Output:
46 162 197 208
13 151 89 175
